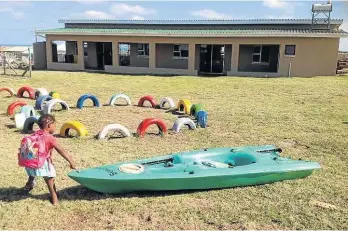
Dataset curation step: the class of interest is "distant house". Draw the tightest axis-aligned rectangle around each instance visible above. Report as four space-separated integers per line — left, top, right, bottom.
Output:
0 45 33 64
35 17 347 77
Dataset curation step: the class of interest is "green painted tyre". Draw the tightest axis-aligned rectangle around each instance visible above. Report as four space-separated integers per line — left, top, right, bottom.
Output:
190 104 203 117
49 91 57 96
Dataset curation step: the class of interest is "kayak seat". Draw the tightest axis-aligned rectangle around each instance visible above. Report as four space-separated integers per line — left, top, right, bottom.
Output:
226 153 258 166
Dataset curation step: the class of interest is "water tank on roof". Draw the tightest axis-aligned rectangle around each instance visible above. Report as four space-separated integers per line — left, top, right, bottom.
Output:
312 3 332 12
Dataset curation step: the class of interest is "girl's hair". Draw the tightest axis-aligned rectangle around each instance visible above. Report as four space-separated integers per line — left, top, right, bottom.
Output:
38 114 56 129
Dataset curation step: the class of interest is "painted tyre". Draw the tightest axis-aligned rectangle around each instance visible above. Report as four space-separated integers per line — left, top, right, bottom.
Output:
98 124 131 140
196 110 208 128
49 91 57 96
7 101 28 116
51 93 60 99
34 88 49 99
15 112 26 129
138 95 157 108
177 99 192 114
136 118 167 137
17 86 35 99
23 116 40 134
159 97 175 109
190 104 203 117
43 99 69 114
109 94 131 106
60 121 88 137
35 95 53 110
172 118 196 133
20 105 36 118
0 87 15 97
77 94 100 109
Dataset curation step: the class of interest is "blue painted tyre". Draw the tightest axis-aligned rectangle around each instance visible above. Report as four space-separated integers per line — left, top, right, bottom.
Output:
196 110 208 128
23 115 40 134
35 95 53 110
76 94 100 109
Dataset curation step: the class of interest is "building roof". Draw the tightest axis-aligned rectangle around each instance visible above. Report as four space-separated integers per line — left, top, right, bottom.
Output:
59 18 344 25
36 28 348 38
1 46 33 53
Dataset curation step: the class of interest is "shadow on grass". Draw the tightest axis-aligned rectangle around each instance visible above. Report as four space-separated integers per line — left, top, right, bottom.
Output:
0 185 228 202
343 122 348 124
5 124 16 129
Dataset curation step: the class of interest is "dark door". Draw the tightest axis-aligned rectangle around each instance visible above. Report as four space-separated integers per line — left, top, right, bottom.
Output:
199 45 211 73
211 45 224 74
103 42 113 66
96 42 104 69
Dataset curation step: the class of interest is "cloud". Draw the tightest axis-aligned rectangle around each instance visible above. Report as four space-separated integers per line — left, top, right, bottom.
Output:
262 0 288 9
340 22 348 51
0 8 24 18
110 3 156 16
191 9 232 20
84 10 112 19
132 15 145 20
75 0 104 5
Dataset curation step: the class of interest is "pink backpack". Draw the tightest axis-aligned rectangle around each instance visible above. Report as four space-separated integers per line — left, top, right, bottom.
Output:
18 130 49 169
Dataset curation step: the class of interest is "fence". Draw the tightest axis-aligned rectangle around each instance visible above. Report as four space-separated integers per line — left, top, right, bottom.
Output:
0 48 32 78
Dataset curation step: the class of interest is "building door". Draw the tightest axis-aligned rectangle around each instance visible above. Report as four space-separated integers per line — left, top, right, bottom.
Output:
199 45 225 74
96 42 104 69
103 42 112 66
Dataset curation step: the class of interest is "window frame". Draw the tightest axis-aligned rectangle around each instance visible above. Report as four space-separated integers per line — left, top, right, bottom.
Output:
173 44 189 59
252 45 270 65
137 43 149 57
285 45 296 56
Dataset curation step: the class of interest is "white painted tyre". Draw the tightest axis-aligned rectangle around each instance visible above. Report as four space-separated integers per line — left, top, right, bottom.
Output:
20 105 36 118
172 117 196 133
15 112 26 129
44 99 70 114
159 97 175 109
35 88 49 99
109 94 131 106
98 123 131 140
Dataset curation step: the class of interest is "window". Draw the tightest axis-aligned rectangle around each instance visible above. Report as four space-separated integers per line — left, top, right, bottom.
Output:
173 44 189 58
83 42 88 56
252 45 270 64
137 43 149 56
285 45 296 56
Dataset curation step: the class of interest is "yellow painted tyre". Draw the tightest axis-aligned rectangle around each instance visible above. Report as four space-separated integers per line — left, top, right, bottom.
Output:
177 99 192 114
52 92 60 99
60 121 88 137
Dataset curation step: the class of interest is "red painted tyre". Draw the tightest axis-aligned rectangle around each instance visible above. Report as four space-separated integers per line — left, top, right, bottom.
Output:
137 118 167 137
17 86 35 99
0 87 15 97
7 101 28 116
138 95 157 108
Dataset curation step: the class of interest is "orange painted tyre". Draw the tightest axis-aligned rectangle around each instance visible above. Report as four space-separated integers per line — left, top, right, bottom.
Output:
7 101 28 116
138 95 157 108
136 118 167 137
17 86 35 99
0 87 15 97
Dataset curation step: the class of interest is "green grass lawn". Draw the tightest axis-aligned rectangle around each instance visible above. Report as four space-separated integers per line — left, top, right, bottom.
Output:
0 71 348 229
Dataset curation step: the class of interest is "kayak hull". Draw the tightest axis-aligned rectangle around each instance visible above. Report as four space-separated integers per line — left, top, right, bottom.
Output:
68 145 321 194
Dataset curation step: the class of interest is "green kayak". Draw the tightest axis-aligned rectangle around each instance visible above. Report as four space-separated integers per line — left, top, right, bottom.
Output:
68 145 320 194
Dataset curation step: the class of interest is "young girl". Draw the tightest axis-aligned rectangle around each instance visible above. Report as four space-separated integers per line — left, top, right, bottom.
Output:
22 114 76 205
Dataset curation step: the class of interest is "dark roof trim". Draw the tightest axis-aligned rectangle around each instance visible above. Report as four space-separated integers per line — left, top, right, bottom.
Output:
58 19 344 25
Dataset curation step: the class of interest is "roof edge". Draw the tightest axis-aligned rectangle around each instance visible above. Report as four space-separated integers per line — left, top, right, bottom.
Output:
58 18 344 25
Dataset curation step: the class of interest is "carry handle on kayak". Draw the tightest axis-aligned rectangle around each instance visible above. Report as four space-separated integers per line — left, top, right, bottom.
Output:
140 157 174 166
256 148 282 153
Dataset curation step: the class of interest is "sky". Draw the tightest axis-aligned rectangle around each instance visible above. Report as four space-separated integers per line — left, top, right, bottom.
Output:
0 0 347 51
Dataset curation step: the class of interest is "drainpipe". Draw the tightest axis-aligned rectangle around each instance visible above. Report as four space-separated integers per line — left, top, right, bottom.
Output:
288 62 292 77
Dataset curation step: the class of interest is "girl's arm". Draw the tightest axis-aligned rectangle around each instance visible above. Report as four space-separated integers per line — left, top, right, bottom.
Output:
53 143 77 169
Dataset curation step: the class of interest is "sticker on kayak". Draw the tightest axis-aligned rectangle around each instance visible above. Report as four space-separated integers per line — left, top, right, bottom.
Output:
96 167 118 176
